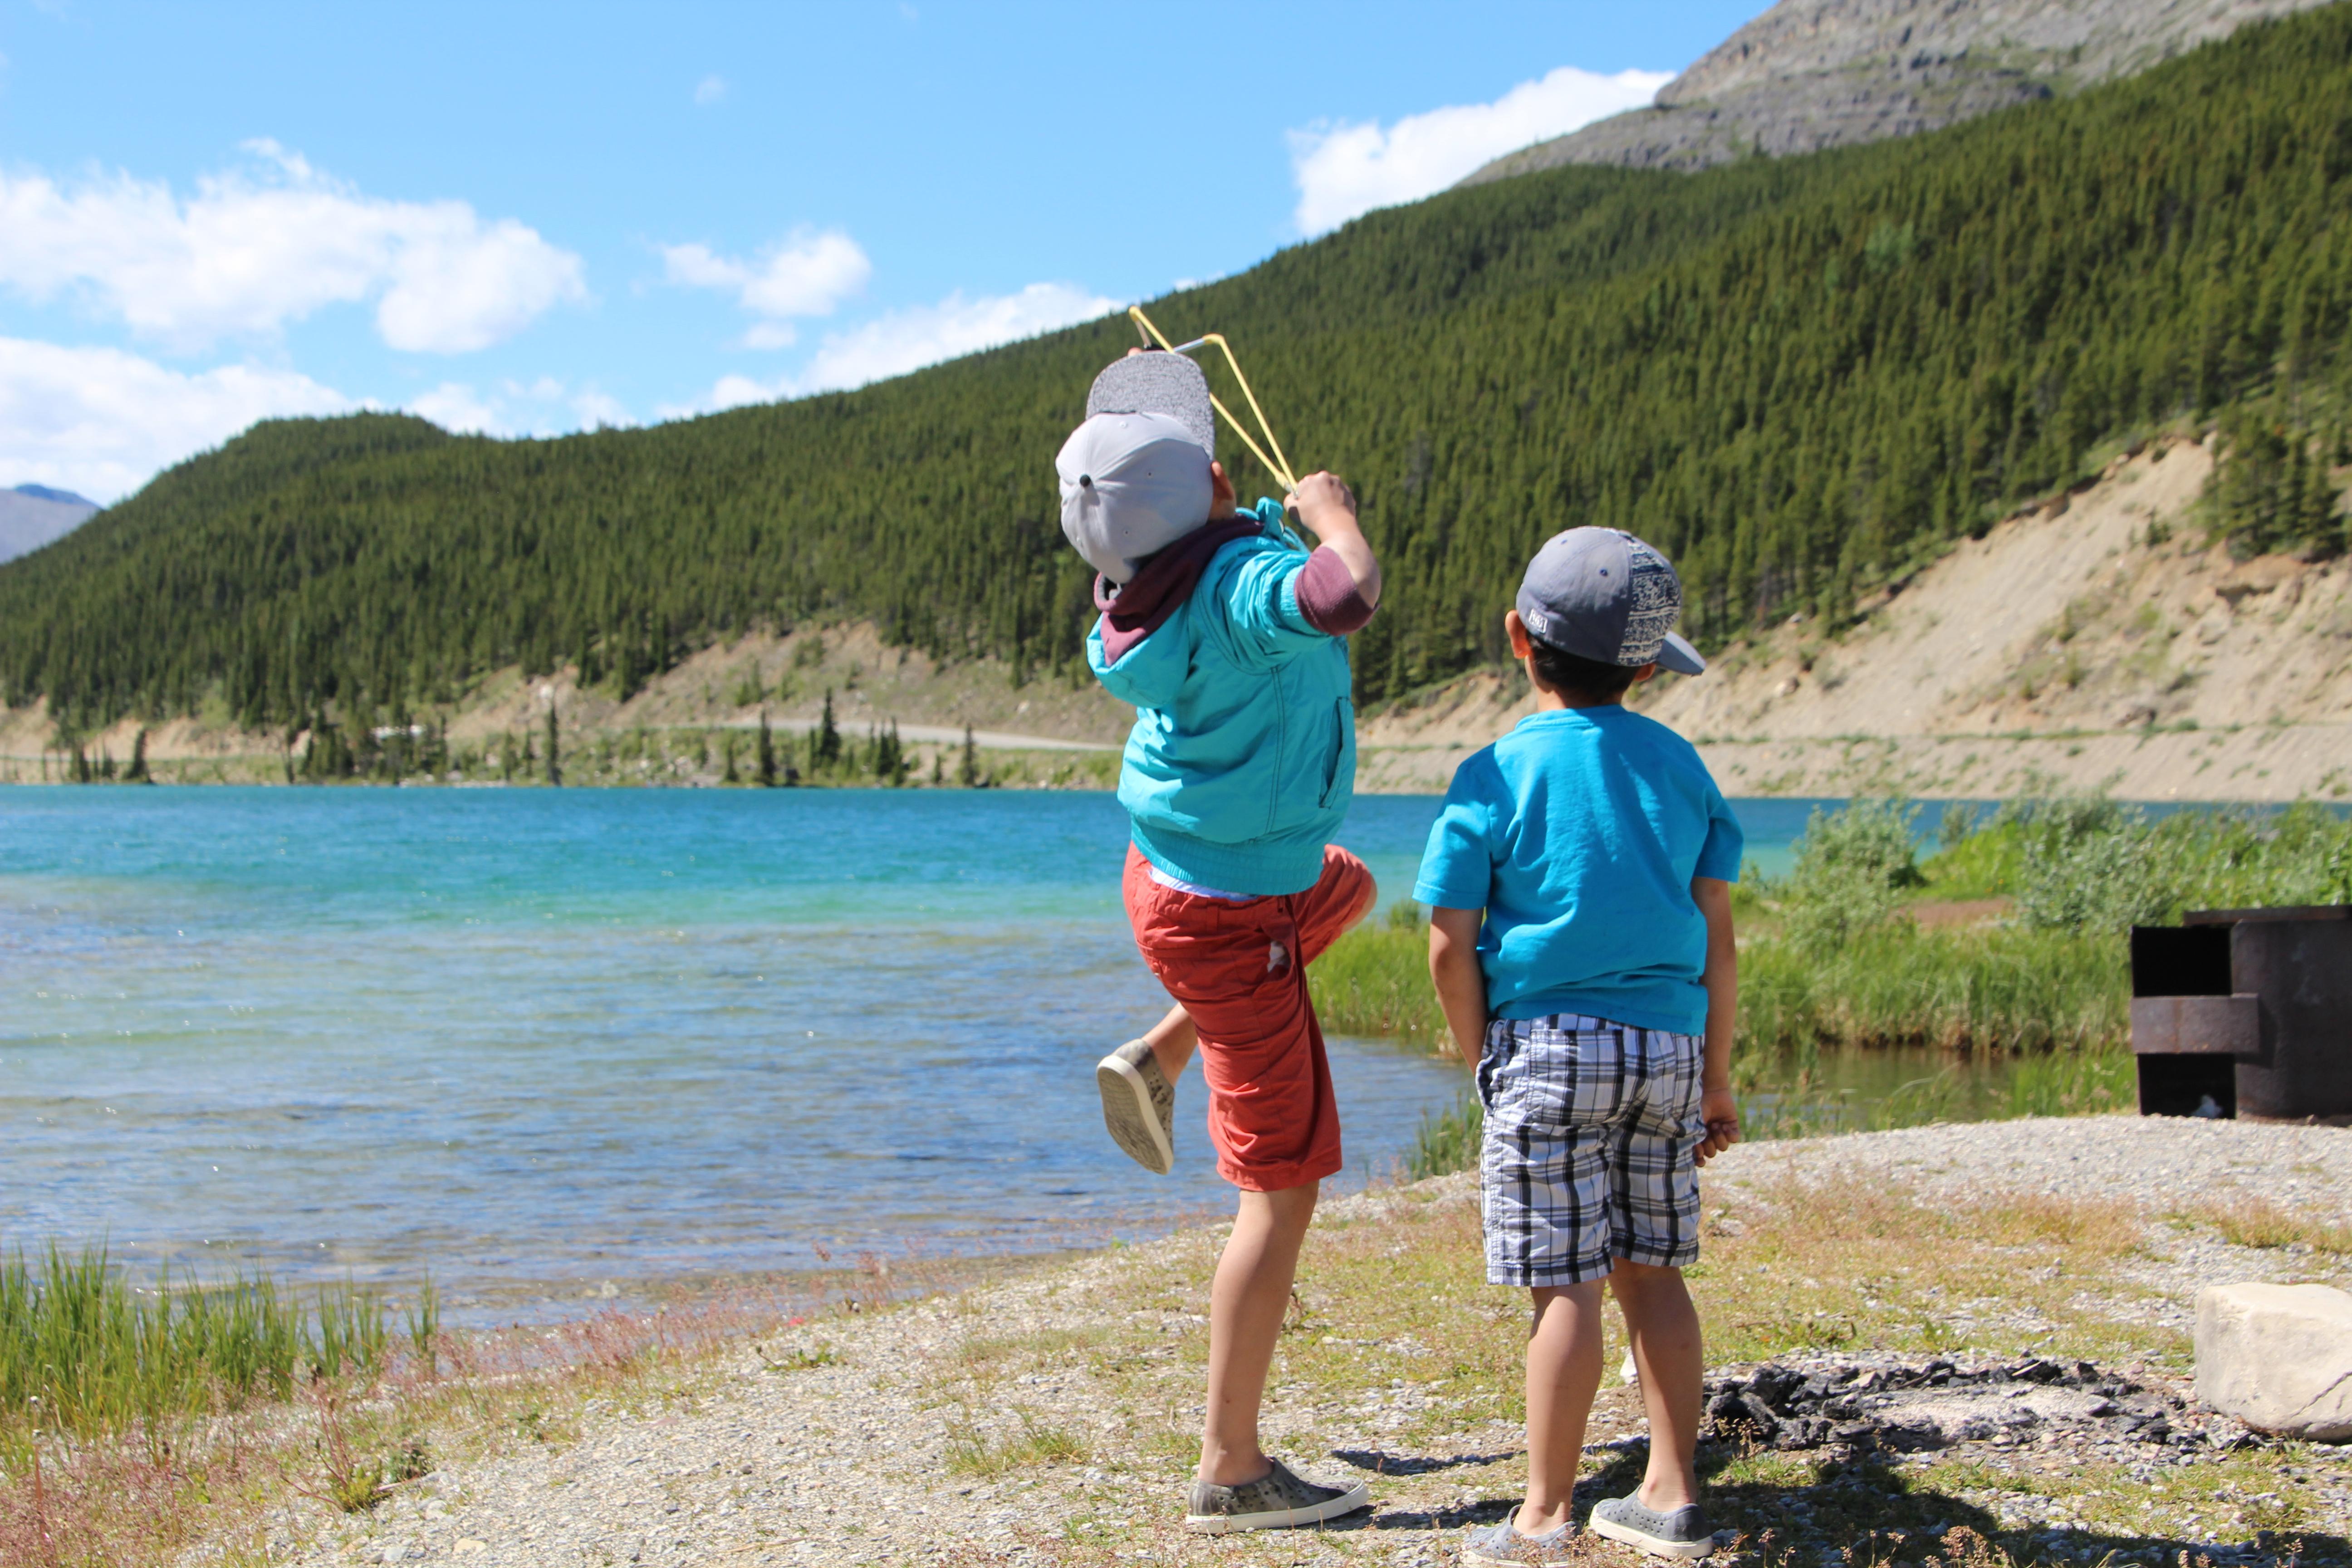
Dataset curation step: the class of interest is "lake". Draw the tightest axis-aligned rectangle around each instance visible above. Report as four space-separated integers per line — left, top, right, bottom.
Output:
0 786 1966 1317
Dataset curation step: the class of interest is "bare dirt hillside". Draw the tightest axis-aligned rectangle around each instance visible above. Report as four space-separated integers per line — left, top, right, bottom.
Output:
1357 438 2352 802
1462 0 2335 182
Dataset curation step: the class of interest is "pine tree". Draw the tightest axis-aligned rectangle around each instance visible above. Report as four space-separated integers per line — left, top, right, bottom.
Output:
756 710 777 787
125 727 151 783
721 731 740 784
545 701 562 787
817 690 842 769
959 725 980 788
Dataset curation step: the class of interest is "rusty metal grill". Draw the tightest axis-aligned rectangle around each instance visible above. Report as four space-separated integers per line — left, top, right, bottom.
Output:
2130 906 2352 1122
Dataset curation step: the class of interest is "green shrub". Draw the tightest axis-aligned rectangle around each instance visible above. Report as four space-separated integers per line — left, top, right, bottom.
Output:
2004 793 2352 932
1774 799 1926 951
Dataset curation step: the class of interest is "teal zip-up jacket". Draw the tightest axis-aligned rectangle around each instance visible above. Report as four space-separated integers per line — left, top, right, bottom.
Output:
1086 501 1357 897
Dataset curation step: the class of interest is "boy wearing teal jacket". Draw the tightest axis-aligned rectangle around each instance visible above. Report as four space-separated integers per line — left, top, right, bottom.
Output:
1061 349 1382 1533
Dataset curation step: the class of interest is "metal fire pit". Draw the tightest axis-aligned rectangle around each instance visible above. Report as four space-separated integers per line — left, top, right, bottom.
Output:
2129 905 2352 1122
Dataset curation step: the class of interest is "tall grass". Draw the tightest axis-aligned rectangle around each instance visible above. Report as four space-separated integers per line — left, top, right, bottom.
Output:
1312 902 1448 1046
1739 924 2128 1054
1314 917 2130 1059
0 1244 390 1440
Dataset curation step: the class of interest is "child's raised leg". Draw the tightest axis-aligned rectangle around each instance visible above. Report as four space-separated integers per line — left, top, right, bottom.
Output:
1517 1281 1607 1534
1143 1002 1197 1081
1608 1260 1705 1510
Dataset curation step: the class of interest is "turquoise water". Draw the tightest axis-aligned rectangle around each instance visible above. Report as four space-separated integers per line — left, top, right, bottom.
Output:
1 788 1491 1313
0 787 1849 1315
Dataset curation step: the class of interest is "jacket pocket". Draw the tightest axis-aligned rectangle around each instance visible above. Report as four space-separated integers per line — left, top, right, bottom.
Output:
1318 696 1356 810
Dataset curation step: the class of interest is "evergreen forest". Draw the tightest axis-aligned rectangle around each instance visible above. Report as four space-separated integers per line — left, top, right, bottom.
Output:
3 6 2349 740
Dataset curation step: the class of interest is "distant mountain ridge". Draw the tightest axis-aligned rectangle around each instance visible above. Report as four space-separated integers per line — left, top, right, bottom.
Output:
13 483 96 508
1462 0 2340 182
0 485 101 566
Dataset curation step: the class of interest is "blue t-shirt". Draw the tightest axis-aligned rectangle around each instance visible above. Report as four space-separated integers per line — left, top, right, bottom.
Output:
1412 706 1743 1036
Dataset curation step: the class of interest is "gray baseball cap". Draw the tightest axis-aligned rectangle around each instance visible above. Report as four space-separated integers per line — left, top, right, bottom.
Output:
1516 527 1705 675
1056 412 1213 583
1086 351 1215 461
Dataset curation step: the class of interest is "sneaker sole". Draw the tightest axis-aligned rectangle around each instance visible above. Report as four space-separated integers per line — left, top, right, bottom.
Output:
1184 1481 1369 1534
1096 1049 1173 1176
1589 1513 1716 1559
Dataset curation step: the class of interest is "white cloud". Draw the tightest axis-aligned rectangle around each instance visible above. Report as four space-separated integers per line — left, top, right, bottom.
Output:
1288 64 1671 234
408 377 633 437
408 382 503 435
661 230 872 347
660 280 1117 416
694 74 727 105
0 140 588 353
796 283 1115 390
0 337 350 502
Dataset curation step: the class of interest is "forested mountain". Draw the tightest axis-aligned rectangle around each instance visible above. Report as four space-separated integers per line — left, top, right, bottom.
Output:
2 6 2348 740
1462 0 2337 181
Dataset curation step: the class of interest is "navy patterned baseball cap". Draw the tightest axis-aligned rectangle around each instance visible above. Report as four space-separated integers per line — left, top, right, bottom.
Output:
1515 527 1705 675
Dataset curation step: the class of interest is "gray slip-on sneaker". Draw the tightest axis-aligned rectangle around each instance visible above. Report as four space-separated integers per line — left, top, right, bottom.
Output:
1096 1039 1175 1176
1589 1494 1717 1559
1461 1517 1579 1565
1185 1457 1369 1534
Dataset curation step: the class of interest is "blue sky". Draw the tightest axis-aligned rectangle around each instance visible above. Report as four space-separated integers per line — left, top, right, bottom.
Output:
0 0 1762 500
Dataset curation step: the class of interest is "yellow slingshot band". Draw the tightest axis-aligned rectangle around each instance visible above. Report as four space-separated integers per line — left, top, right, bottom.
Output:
1127 304 1300 495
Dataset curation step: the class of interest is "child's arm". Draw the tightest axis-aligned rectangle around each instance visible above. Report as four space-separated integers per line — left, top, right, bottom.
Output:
1289 472 1382 612
1426 905 1488 1071
1692 875 1740 1165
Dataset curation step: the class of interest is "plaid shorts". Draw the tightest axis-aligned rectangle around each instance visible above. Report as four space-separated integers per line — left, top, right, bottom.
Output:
1477 1014 1705 1287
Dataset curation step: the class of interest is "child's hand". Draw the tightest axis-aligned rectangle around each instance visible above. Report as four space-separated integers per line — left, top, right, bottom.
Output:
1693 1088 1740 1166
1286 471 1358 536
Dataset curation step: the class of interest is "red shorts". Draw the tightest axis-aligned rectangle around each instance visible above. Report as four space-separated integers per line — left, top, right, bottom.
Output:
1122 844 1378 1192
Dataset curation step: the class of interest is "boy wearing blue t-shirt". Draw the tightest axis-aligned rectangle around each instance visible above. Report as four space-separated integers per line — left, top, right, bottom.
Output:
1415 528 1741 1564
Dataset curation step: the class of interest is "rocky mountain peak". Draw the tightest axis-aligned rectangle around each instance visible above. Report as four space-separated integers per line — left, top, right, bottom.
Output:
1461 0 2337 184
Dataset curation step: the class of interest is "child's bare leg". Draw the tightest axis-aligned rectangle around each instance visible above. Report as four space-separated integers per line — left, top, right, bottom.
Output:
1608 1260 1704 1509
1518 1281 1606 1533
1144 1003 1198 1082
1199 1179 1317 1485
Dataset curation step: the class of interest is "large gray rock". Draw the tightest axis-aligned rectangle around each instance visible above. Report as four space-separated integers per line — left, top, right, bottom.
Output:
1460 0 2340 185
2195 1282 2352 1441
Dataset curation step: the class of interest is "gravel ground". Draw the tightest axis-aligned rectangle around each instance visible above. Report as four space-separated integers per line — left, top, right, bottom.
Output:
273 1116 2352 1568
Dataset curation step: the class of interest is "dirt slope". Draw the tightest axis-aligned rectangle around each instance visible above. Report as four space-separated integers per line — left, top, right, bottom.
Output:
1357 438 2352 802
